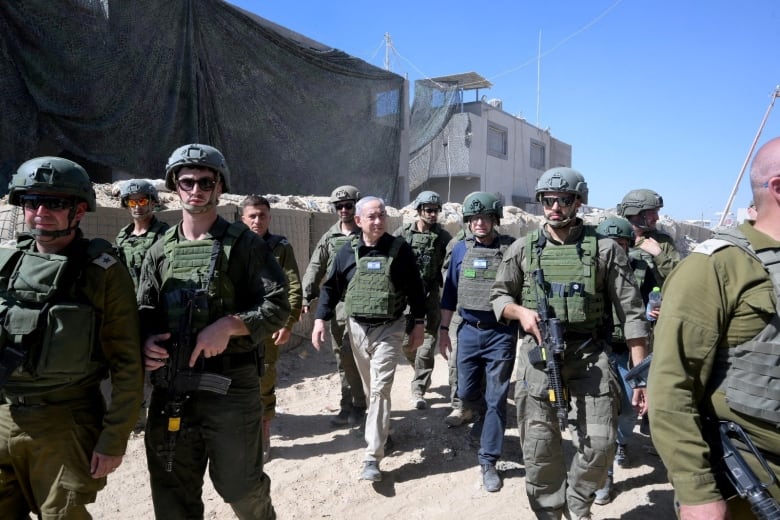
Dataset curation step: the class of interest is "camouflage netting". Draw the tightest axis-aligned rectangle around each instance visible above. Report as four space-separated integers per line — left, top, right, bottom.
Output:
0 0 405 203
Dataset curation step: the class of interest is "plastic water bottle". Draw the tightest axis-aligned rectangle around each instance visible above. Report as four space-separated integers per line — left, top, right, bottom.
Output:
646 286 662 321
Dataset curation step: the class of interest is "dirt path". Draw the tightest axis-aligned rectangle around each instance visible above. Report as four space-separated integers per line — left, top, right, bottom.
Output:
90 339 674 519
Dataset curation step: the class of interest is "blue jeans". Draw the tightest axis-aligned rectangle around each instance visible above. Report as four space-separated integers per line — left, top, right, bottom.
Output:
456 321 517 465
610 349 635 445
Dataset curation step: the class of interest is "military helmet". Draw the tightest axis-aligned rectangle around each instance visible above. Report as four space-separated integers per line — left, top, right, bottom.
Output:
165 144 230 193
329 185 361 203
462 191 502 223
8 156 96 211
120 179 159 207
596 216 635 245
414 190 442 210
616 189 663 217
535 167 588 204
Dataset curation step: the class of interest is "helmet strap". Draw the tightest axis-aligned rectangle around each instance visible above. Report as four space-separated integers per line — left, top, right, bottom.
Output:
31 206 80 239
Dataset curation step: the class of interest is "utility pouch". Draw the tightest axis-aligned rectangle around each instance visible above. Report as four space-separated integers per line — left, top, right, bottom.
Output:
9 252 68 303
37 303 95 378
528 345 546 366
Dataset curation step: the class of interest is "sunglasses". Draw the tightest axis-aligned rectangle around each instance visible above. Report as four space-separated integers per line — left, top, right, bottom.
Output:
126 198 150 208
541 196 576 208
422 207 441 214
177 177 217 192
334 202 354 211
20 195 74 211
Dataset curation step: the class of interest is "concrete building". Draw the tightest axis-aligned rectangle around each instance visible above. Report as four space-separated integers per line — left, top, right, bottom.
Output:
409 72 571 213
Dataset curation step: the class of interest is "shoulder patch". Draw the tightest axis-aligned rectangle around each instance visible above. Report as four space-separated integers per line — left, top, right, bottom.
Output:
693 238 733 256
93 252 118 269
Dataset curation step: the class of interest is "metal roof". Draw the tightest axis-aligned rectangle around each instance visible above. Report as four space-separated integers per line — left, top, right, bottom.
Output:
422 72 492 90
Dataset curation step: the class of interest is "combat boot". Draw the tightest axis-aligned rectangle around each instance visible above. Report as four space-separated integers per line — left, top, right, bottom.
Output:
481 463 501 492
593 473 614 505
444 407 475 427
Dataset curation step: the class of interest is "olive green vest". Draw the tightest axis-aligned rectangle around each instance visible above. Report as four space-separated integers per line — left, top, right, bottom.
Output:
0 236 116 392
700 228 780 426
401 223 445 286
326 233 352 273
115 217 170 288
344 236 406 319
160 222 245 333
457 235 514 312
522 227 605 334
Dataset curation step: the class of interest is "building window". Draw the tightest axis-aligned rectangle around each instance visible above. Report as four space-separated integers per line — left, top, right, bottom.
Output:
487 124 508 159
530 140 545 170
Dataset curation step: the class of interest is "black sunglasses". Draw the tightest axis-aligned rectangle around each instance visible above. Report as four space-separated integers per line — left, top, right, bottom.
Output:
422 207 441 214
20 195 75 211
334 202 354 211
177 177 217 192
541 196 575 208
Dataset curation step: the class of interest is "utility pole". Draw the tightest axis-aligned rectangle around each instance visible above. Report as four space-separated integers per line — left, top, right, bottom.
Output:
717 85 780 227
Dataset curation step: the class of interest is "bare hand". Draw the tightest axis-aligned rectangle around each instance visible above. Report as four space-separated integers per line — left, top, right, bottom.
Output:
632 387 648 417
518 307 542 345
438 333 452 360
635 236 662 257
273 327 292 346
312 319 327 351
143 333 171 371
90 452 123 479
407 324 424 351
188 320 231 367
679 501 730 520
301 305 310 315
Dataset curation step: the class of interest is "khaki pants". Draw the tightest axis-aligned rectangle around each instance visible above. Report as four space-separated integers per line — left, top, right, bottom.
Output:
348 316 405 461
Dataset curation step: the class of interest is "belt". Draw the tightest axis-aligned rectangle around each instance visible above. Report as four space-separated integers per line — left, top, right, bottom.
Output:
566 331 598 341
203 350 257 372
352 316 399 326
3 386 96 407
463 320 501 330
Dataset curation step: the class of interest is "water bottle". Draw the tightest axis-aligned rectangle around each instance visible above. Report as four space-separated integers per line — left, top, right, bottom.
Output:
646 286 662 321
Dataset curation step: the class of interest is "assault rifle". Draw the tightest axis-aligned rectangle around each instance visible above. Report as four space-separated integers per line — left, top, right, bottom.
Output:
156 288 232 472
624 352 653 389
716 421 780 520
528 269 568 431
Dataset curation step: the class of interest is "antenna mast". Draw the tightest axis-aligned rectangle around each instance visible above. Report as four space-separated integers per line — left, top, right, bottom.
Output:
384 32 392 71
717 85 780 227
536 30 542 127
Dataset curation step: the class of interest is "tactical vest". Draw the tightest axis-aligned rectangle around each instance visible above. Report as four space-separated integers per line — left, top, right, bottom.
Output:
326 233 352 273
457 235 514 312
628 247 654 292
699 228 780 425
159 222 245 333
344 236 406 319
402 223 444 285
115 218 169 288
0 236 116 391
264 233 287 253
522 227 605 333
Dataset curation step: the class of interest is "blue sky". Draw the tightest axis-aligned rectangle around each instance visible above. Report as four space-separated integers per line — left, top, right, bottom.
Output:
228 0 780 223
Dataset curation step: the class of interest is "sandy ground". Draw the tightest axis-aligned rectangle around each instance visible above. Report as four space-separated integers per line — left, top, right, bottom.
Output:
89 337 675 520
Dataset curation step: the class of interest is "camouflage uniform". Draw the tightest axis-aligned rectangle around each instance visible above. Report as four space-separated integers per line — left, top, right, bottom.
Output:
302 222 366 415
393 221 451 400
491 220 648 518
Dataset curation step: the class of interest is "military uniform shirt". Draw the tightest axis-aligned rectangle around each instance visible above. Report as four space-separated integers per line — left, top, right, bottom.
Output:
648 222 780 505
301 222 360 306
263 232 303 330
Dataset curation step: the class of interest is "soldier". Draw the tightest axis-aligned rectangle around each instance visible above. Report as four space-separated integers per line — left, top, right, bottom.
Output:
139 144 289 519
393 190 452 409
312 196 425 482
0 157 143 518
240 195 303 463
648 137 780 519
301 185 367 427
593 216 643 506
616 189 681 297
439 192 516 492
115 179 170 289
115 179 170 433
491 167 649 519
